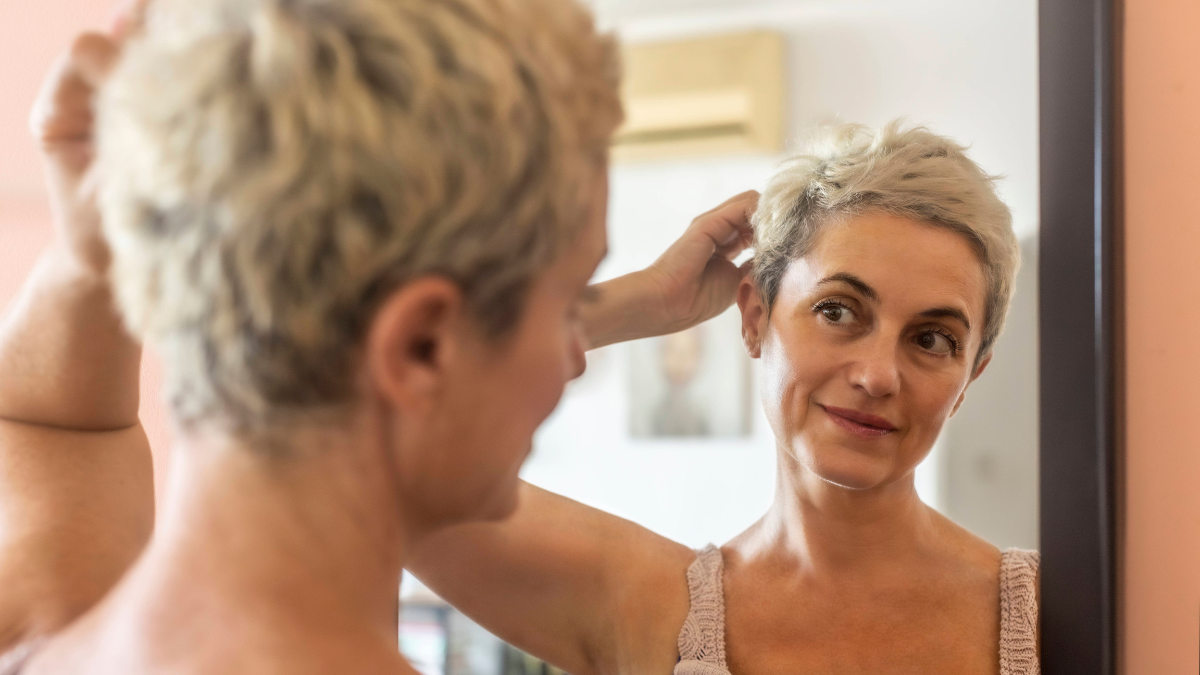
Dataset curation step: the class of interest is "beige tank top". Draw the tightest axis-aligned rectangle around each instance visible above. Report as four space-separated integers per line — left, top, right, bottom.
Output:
675 545 1040 675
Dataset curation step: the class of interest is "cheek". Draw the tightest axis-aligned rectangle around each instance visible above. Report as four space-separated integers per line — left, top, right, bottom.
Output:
759 327 833 431
908 371 967 433
495 320 573 439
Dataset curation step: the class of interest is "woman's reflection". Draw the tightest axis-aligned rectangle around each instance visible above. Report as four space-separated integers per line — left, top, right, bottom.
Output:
411 122 1038 675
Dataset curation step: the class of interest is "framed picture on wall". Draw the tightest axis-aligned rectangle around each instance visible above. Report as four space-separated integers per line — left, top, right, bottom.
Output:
628 307 752 439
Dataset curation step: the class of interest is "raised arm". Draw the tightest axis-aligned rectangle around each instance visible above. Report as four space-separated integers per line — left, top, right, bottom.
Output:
0 22 154 653
406 192 757 675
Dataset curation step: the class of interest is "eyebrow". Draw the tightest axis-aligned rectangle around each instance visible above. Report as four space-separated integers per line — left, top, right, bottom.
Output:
816 273 880 302
919 307 972 331
817 272 972 330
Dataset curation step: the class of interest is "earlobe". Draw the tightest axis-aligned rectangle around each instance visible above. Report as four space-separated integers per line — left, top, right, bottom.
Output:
971 352 994 382
364 278 464 412
736 278 765 359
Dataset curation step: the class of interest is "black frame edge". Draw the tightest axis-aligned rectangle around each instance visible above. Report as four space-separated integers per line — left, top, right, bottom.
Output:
1038 0 1120 673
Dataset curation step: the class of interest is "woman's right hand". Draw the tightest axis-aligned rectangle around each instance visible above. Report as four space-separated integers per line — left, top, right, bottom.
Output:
30 33 120 275
29 1 148 275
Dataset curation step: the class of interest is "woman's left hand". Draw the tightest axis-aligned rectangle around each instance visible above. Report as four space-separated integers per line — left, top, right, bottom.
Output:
581 190 758 349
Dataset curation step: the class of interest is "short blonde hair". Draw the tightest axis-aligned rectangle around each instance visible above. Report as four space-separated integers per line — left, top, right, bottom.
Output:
97 0 622 430
752 122 1019 360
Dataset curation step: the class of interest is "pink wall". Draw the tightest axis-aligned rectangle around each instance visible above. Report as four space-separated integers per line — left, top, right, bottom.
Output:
0 1 172 491
1121 0 1200 672
0 2 112 199
5 6 1200 667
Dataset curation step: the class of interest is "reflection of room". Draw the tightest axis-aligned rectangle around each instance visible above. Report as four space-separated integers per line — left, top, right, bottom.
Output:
397 0 1039 669
529 0 1039 549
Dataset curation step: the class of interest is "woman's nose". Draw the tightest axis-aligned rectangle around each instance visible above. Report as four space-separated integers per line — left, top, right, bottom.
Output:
848 337 901 398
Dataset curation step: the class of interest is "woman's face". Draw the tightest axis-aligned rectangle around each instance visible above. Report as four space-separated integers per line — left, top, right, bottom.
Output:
740 212 991 491
387 173 608 529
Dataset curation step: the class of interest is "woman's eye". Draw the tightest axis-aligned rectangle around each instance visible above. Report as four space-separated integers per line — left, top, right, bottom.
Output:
819 304 855 325
915 331 955 355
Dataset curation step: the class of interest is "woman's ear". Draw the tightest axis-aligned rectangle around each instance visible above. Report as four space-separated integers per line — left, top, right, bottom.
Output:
364 277 465 414
736 277 766 359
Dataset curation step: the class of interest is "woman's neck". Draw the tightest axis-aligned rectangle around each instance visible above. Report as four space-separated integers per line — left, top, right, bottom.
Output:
747 447 941 575
141 419 414 637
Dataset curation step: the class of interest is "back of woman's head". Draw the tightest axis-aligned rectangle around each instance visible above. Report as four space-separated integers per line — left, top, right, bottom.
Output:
751 121 1019 361
97 0 622 432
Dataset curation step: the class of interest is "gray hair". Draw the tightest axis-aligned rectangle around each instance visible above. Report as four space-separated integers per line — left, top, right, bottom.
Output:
97 0 622 431
751 121 1019 360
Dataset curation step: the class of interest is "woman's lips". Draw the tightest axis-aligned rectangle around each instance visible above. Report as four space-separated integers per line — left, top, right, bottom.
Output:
820 405 897 438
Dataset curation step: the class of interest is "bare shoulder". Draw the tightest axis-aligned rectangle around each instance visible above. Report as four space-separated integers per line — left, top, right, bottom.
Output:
408 482 697 675
927 506 1002 571
601 521 697 675
532 484 699 674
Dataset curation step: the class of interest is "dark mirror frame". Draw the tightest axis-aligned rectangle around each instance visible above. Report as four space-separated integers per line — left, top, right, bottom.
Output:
1039 0 1121 673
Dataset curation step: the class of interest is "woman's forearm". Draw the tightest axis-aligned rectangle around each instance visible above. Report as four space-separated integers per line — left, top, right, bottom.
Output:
0 245 141 431
580 271 672 350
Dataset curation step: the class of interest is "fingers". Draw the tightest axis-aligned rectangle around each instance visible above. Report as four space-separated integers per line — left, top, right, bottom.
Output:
689 190 759 259
73 32 122 85
688 189 759 225
32 0 148 148
30 33 120 149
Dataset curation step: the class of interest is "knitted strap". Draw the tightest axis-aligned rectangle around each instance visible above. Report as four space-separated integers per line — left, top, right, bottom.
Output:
677 544 727 669
999 548 1041 675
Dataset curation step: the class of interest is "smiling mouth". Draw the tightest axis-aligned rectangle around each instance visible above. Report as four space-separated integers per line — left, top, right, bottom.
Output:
819 405 898 438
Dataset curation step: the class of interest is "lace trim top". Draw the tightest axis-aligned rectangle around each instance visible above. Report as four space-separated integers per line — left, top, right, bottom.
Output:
675 545 1041 675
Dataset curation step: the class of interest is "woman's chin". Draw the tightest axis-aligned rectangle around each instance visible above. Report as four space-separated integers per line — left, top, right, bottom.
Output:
802 448 897 491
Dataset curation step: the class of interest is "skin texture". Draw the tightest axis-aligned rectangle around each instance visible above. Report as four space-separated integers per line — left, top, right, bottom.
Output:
406 214 1008 675
0 15 754 674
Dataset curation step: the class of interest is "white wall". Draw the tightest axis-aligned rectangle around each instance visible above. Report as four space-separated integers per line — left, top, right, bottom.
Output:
522 0 1040 549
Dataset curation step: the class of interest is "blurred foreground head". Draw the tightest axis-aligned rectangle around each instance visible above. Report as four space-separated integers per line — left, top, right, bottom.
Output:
96 0 622 435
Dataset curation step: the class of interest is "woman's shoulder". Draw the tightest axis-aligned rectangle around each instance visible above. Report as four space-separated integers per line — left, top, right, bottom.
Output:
926 506 1007 566
604 535 700 675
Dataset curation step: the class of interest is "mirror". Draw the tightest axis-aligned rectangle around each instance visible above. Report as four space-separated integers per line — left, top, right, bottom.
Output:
538 0 1039 563
400 1 1102 673
0 0 1114 671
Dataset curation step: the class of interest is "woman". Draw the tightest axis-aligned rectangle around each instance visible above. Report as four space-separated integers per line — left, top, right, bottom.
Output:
405 123 1038 675
0 0 752 672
